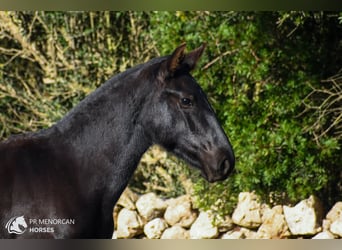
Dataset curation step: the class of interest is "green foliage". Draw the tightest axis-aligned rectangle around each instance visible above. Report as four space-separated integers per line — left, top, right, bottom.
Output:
1 11 341 216
129 146 192 198
148 11 342 214
0 11 154 138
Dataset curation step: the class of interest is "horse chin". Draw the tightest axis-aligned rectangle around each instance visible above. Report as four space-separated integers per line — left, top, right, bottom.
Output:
200 171 213 183
172 147 231 183
201 170 226 183
200 163 232 183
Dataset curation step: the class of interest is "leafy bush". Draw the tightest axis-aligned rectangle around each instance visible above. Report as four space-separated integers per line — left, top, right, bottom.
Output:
0 11 154 137
148 11 342 214
129 146 193 198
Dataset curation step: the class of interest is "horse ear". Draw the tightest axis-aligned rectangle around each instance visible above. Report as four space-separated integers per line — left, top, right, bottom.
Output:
166 42 187 74
182 42 206 71
162 43 206 79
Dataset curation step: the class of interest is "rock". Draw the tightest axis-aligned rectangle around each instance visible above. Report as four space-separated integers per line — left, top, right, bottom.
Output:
164 195 197 228
260 204 272 222
161 225 190 239
136 193 167 220
215 214 234 233
257 205 290 239
113 205 121 230
240 228 258 239
221 227 257 239
283 195 323 235
312 231 335 239
189 211 219 239
330 219 342 237
326 202 342 221
144 218 168 239
232 192 262 228
116 188 139 210
221 230 245 239
322 219 332 232
324 202 342 237
116 208 144 238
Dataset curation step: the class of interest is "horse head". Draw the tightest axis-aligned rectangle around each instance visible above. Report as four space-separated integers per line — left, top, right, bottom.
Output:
6 216 27 234
142 43 235 183
16 216 27 229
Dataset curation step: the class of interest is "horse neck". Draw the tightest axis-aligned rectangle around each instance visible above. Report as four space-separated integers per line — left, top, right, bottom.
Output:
55 71 153 195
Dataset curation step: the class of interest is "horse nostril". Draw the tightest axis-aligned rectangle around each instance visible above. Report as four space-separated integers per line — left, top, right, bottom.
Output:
220 158 233 176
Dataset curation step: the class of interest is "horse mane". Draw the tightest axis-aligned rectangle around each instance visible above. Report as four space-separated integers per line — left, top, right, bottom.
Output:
106 56 167 88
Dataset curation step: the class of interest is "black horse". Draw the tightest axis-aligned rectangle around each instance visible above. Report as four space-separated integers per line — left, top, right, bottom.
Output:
0 43 234 239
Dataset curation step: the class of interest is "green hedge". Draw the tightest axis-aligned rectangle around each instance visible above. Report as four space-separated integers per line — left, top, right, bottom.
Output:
148 11 342 213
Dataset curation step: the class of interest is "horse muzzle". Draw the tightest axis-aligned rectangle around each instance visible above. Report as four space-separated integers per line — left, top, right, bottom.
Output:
200 149 235 183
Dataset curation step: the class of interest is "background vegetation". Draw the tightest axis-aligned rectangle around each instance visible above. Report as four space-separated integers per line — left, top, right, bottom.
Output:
1 11 341 215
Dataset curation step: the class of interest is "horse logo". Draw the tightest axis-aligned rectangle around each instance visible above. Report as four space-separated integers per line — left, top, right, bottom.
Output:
5 216 28 234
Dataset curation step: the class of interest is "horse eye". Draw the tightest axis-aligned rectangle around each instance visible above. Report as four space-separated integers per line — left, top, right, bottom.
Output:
181 98 193 107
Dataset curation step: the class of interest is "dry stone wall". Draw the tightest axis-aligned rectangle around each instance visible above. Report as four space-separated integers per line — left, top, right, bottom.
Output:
112 189 342 239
